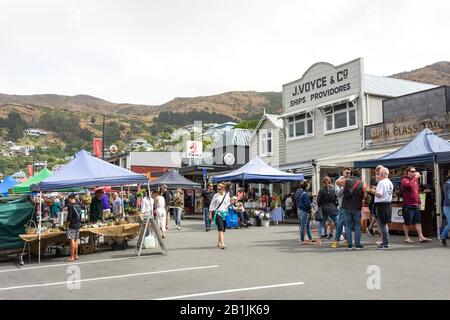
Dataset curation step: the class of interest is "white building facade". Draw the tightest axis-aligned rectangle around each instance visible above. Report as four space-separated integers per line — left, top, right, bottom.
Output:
262 57 435 193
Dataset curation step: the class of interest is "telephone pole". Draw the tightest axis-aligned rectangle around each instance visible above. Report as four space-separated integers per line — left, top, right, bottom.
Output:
102 115 105 160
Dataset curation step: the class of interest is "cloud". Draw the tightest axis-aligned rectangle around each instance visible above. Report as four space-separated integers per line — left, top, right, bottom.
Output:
0 0 448 105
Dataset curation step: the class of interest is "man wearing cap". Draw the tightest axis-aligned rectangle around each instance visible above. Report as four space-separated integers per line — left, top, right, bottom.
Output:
90 189 104 222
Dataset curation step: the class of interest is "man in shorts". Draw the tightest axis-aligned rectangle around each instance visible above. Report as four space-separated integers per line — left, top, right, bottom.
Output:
401 166 431 243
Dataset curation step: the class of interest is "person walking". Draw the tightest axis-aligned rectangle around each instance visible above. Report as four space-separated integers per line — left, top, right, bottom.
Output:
440 172 450 247
374 167 394 250
141 190 154 216
401 166 431 243
209 182 231 249
153 190 167 238
161 185 173 231
66 194 82 262
200 183 215 232
173 188 184 230
317 176 338 245
337 169 367 250
331 167 352 248
295 180 314 244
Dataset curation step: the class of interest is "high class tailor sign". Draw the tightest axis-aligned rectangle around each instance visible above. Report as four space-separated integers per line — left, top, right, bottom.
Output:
282 58 363 112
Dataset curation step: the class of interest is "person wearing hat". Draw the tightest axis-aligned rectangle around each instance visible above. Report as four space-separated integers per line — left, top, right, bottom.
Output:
90 188 104 222
440 171 450 247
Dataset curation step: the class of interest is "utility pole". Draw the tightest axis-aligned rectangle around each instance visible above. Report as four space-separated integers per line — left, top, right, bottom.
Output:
102 115 105 160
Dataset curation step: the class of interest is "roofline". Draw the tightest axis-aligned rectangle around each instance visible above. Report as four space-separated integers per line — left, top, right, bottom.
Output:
381 85 448 103
282 57 363 88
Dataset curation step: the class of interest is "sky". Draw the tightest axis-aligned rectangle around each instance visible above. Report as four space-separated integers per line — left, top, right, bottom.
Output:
0 0 449 105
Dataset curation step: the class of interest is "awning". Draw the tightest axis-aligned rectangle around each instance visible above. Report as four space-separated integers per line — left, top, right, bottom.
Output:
316 147 398 168
281 94 358 118
279 160 315 177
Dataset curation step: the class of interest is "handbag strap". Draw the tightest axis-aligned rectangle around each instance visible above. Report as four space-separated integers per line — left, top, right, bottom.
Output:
214 192 228 213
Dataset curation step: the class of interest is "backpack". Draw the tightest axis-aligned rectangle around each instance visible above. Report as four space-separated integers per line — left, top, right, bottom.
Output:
344 179 361 199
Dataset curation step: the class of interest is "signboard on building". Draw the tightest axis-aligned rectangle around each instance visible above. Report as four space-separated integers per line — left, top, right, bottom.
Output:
186 141 203 158
366 117 448 147
282 58 363 113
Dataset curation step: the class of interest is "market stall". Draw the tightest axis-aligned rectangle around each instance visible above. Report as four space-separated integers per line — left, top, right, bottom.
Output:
0 176 19 197
212 157 304 224
12 168 52 194
355 129 450 237
27 150 150 263
148 170 202 214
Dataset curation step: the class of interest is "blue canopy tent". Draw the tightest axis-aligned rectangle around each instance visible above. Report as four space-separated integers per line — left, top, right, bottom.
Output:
30 150 148 263
354 129 450 238
31 150 148 191
148 170 201 189
0 176 18 197
354 129 450 168
212 156 304 183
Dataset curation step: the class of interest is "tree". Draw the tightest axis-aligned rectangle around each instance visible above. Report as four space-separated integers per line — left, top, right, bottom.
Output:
90 115 96 124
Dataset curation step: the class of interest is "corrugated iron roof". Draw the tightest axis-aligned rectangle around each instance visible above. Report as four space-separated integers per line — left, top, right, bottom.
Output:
364 74 436 97
213 128 253 148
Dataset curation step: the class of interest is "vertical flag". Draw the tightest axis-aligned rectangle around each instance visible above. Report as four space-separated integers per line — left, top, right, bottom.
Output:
93 138 103 158
27 165 33 177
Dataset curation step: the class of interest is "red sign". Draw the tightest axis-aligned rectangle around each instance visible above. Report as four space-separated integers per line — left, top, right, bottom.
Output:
93 138 103 158
27 165 33 177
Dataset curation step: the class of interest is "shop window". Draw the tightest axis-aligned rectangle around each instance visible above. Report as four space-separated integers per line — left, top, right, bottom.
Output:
324 101 357 134
288 112 314 139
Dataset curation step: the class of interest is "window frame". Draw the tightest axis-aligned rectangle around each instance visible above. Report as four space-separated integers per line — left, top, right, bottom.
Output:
323 101 358 135
259 128 273 157
286 112 315 141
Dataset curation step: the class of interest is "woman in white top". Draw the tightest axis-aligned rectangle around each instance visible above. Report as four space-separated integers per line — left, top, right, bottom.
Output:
140 190 154 217
209 182 231 249
153 190 167 238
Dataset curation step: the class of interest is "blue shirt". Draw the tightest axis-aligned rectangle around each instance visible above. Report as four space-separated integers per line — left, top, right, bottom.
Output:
295 189 311 212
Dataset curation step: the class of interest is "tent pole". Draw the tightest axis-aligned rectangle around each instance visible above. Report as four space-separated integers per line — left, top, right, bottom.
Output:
121 186 124 218
38 191 42 264
434 161 442 238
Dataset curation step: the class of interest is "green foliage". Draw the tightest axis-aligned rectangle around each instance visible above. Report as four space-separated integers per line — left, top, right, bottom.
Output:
103 121 122 146
260 92 283 114
90 115 96 124
0 112 27 141
157 111 235 127
37 111 93 143
235 119 259 129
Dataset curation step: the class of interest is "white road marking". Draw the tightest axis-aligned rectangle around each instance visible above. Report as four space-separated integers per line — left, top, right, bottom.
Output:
156 281 305 300
0 254 161 274
0 265 219 292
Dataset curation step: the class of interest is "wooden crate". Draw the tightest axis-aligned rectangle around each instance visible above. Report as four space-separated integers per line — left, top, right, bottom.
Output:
79 243 95 255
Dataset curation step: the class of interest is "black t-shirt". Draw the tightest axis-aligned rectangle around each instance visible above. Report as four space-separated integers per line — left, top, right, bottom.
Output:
67 204 82 229
163 191 172 206
201 191 214 208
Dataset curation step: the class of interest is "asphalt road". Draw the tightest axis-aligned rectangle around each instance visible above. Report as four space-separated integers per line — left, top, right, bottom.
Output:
0 220 448 300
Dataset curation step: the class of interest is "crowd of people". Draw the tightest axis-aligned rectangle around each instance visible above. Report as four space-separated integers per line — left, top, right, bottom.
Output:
292 165 440 250
37 164 450 262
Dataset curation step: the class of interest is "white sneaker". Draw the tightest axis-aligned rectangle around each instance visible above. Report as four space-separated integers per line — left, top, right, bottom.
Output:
177 226 181 230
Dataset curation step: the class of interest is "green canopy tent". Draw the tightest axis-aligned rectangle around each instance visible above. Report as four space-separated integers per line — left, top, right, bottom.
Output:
11 168 52 194
0 196 34 250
